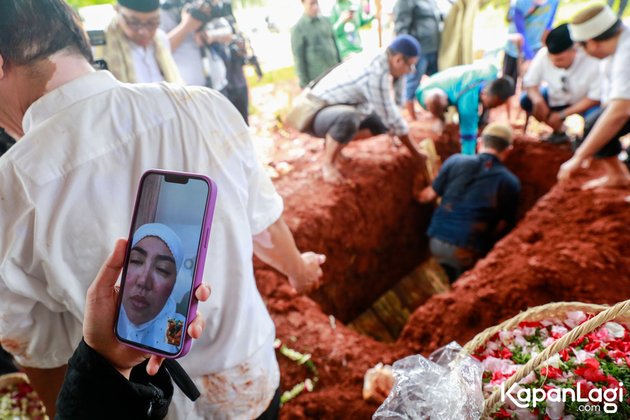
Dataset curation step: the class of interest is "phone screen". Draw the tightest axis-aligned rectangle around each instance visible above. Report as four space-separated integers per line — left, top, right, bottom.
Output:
116 171 212 356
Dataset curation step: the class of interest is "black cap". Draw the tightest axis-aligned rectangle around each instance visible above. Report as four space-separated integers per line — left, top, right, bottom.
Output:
546 24 574 54
118 0 160 12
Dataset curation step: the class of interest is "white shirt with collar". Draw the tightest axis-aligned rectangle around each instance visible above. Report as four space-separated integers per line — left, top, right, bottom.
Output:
128 29 171 83
522 46 602 107
0 70 281 418
601 24 630 104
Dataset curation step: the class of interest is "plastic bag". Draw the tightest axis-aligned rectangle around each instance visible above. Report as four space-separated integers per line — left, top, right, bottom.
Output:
373 342 484 420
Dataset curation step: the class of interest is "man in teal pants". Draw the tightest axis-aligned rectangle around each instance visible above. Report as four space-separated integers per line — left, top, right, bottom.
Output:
416 62 514 154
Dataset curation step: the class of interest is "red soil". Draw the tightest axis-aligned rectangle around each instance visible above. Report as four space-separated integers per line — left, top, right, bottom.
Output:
256 120 630 419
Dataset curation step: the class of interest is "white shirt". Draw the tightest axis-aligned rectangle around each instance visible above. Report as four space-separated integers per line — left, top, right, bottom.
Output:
160 10 207 87
601 24 630 104
128 29 171 83
522 46 601 107
160 11 230 90
0 71 282 417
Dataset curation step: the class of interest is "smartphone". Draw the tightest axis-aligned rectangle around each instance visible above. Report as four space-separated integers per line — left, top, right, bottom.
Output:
115 169 217 358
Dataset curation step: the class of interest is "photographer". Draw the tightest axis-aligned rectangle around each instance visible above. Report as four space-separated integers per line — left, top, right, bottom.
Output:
161 0 229 89
161 0 254 123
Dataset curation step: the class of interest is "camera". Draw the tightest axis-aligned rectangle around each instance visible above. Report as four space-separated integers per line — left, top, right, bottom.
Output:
162 0 216 25
187 0 215 25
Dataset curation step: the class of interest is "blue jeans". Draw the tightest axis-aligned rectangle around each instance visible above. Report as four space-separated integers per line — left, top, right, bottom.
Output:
405 51 438 101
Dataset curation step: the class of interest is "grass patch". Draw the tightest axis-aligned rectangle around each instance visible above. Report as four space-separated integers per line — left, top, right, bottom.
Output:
245 65 297 89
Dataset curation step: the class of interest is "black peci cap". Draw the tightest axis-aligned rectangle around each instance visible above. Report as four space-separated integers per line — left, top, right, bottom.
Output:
118 0 160 12
546 23 574 54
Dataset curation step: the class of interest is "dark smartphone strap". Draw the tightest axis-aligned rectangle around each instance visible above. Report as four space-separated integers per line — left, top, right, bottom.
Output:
163 359 201 401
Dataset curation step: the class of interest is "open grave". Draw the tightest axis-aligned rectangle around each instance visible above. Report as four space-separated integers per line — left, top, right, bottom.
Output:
256 117 630 419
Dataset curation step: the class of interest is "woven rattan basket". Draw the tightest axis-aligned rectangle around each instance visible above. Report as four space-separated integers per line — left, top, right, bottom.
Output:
463 300 630 418
0 372 29 388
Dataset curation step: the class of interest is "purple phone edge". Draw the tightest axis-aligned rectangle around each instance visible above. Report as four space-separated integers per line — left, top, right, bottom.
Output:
114 169 218 359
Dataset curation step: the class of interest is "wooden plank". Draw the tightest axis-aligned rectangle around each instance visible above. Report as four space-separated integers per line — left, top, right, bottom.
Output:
348 259 450 341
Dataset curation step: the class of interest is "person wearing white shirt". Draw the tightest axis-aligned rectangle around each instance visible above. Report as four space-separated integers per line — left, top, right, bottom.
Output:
102 0 183 84
521 23 601 144
160 1 232 90
558 4 630 189
0 1 325 418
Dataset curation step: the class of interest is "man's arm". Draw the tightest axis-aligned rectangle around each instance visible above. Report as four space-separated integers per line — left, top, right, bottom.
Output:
397 133 426 164
512 9 534 60
290 25 309 89
393 0 413 35
556 98 600 120
547 97 600 131
202 19 234 45
167 10 203 51
23 365 67 418
525 85 550 122
253 217 325 293
418 185 438 203
366 69 409 138
418 156 455 203
558 99 630 180
331 8 352 35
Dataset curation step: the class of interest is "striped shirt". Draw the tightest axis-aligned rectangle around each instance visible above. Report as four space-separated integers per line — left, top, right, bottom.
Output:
311 51 408 136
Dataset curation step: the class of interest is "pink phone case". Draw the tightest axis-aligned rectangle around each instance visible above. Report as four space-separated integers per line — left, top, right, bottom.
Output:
115 169 218 359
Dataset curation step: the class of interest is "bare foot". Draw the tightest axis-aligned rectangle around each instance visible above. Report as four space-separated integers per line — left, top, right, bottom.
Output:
338 150 351 162
390 136 402 148
322 164 345 184
581 175 630 190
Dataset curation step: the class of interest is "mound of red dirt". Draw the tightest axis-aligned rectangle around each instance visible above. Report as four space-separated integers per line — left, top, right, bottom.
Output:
399 161 630 355
257 122 629 418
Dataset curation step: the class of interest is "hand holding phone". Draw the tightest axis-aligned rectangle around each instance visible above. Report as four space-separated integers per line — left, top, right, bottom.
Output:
115 170 217 359
84 239 211 377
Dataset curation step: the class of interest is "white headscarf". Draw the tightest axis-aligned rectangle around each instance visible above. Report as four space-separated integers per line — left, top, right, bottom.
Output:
132 222 184 272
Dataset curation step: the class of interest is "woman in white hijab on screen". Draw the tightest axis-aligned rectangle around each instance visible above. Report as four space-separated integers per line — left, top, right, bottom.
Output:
117 222 186 354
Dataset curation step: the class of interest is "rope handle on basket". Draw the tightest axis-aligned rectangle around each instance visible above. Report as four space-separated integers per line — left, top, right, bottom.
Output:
482 299 630 417
463 302 613 354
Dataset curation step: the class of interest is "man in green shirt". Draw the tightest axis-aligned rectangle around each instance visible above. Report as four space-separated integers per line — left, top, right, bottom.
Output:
291 0 341 88
330 0 375 59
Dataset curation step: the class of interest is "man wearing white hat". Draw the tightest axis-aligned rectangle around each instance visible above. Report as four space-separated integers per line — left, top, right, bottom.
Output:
558 4 630 188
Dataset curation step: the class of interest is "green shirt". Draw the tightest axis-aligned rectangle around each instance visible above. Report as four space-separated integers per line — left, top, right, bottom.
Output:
291 15 341 88
330 0 375 59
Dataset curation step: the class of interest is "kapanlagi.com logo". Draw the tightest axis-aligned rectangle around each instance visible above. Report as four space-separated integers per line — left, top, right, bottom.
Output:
500 382 625 414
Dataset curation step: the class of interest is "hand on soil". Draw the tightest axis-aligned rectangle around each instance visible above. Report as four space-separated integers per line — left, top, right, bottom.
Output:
289 252 326 294
557 156 582 182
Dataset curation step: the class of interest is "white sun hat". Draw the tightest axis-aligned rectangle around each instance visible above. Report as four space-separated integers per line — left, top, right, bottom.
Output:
569 4 619 42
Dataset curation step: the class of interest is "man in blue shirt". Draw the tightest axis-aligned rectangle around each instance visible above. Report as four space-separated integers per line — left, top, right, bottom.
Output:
419 123 521 282
416 62 514 155
503 0 560 84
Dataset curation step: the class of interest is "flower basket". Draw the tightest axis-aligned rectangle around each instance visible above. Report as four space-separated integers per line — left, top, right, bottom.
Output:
463 300 630 419
0 372 48 419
